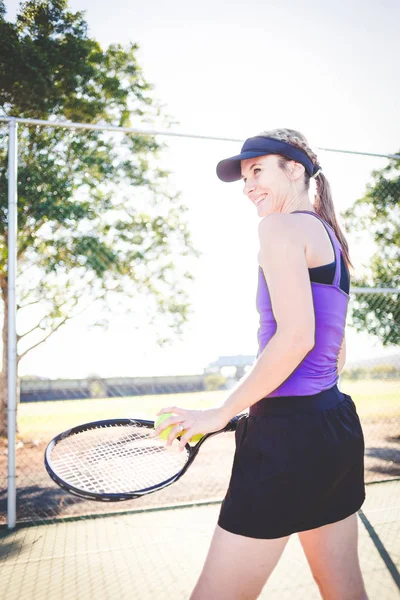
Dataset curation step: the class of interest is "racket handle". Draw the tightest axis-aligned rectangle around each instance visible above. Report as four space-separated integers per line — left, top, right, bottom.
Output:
225 414 247 432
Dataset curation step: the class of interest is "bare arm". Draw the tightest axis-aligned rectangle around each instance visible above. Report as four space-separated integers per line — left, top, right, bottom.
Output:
156 216 320 446
219 214 315 421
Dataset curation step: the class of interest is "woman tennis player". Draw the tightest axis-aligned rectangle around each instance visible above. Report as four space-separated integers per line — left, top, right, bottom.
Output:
155 129 367 599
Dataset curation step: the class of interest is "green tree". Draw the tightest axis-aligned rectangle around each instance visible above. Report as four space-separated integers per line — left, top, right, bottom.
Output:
344 155 400 346
0 0 197 436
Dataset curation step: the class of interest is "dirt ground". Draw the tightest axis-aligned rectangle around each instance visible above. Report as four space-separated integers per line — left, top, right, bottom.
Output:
1 418 399 525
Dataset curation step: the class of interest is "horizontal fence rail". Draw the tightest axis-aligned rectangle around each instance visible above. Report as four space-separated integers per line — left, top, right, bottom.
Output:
1 116 400 159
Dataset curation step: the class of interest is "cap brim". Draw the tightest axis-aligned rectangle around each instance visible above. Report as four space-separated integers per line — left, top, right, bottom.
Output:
216 151 269 182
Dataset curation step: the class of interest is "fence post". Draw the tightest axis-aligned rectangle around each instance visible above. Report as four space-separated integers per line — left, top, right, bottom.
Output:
7 118 18 529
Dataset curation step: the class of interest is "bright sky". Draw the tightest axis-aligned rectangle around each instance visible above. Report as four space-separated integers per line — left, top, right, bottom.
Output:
4 0 400 378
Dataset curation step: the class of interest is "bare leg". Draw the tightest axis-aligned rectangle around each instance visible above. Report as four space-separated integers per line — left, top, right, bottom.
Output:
190 525 289 600
299 513 368 600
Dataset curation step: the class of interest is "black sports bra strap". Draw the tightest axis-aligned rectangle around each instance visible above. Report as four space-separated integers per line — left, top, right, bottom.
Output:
291 210 341 287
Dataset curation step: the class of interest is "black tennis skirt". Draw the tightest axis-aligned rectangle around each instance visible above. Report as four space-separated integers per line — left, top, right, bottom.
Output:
218 385 365 539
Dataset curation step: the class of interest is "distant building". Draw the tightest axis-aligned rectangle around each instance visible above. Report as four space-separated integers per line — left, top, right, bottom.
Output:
205 355 256 380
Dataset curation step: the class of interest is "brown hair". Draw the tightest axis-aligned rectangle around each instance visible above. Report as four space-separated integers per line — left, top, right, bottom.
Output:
259 128 353 270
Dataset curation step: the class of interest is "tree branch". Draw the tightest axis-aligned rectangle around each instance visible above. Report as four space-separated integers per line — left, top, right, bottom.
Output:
17 314 71 362
17 291 108 362
18 321 43 341
17 298 42 310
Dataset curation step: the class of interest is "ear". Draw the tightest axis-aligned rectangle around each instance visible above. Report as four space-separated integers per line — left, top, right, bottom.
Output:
287 160 305 181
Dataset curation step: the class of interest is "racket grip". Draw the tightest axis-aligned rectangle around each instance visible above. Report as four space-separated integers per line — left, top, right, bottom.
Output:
225 414 247 432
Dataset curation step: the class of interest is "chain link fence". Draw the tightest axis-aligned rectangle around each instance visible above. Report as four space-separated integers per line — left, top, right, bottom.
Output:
0 314 399 525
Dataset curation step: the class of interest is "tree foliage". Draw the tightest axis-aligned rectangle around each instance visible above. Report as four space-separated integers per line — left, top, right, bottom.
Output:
0 0 197 357
344 155 400 345
0 1 198 435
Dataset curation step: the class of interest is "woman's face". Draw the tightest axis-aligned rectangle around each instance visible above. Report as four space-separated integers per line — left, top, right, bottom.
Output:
241 154 297 217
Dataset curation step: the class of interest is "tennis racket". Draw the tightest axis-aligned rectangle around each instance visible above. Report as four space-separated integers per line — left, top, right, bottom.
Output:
44 414 245 502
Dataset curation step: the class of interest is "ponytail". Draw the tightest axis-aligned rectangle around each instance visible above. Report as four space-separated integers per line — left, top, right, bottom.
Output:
314 173 353 271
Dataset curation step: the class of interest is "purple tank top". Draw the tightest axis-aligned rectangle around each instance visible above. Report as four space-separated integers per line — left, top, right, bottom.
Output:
256 211 349 397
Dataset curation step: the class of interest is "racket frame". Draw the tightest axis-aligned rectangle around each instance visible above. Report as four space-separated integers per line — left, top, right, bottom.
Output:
44 415 245 502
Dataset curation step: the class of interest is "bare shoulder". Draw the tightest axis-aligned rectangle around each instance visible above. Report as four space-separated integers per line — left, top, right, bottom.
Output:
258 213 304 245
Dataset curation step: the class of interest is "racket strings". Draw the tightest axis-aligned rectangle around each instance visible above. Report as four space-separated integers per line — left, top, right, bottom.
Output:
49 423 189 495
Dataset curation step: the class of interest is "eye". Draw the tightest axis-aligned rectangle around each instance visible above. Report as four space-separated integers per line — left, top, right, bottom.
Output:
253 168 261 175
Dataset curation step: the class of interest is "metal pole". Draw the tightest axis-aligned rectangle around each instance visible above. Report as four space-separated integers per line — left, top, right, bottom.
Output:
352 287 400 294
7 118 18 529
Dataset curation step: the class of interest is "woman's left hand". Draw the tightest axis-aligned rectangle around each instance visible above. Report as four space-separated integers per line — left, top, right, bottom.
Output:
155 406 230 451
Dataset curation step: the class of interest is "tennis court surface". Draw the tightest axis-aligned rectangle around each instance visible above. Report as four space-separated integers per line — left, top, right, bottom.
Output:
1 480 399 599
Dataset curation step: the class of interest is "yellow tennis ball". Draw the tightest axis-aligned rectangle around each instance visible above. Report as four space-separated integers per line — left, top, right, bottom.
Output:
155 413 174 441
188 433 203 443
155 413 203 443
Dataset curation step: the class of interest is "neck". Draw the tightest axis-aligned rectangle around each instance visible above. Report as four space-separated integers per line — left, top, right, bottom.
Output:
282 192 315 214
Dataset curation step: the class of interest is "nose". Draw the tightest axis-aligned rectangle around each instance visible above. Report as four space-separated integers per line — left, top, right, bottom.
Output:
243 179 256 197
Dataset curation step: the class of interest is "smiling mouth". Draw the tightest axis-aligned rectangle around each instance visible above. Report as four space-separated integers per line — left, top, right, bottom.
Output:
254 194 267 206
